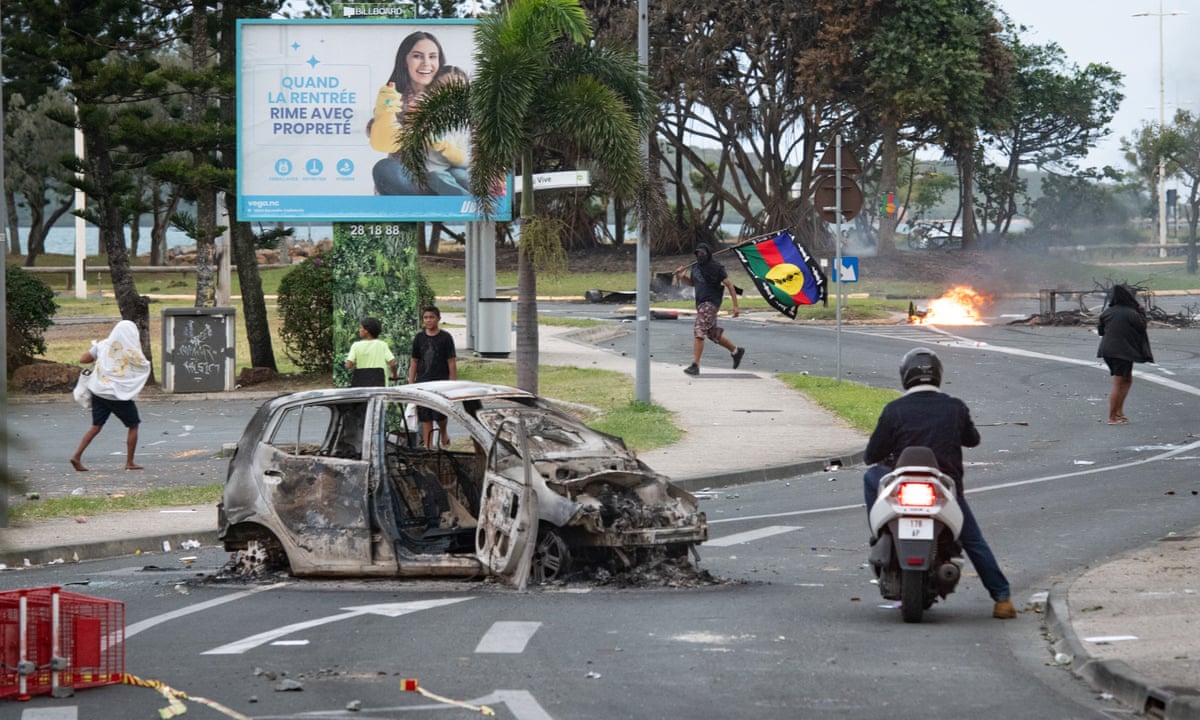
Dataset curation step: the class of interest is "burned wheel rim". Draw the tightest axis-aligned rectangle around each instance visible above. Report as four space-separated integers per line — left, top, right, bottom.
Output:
530 527 571 584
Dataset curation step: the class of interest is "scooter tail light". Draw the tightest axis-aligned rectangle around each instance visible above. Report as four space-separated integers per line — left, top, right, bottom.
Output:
897 481 936 507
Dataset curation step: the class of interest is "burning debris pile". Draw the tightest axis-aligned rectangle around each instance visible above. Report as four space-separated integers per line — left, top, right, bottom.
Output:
907 286 994 325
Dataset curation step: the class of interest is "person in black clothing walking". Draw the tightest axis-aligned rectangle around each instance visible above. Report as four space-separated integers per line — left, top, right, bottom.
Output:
1097 284 1154 425
862 347 1016 620
409 306 458 446
674 243 745 376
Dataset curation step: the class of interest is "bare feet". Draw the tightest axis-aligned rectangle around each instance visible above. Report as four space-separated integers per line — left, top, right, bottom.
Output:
126 464 144 471
70 458 88 472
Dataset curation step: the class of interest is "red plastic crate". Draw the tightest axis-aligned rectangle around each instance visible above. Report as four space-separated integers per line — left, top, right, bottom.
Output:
0 587 124 701
56 590 125 691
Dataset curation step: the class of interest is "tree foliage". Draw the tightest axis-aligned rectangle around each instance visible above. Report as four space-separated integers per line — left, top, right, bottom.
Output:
977 35 1122 234
1028 171 1131 241
4 265 58 372
3 90 76 263
400 0 650 393
277 255 335 375
1160 110 1200 273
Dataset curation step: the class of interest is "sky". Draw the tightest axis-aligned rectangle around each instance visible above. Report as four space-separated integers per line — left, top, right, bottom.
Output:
995 0 1200 172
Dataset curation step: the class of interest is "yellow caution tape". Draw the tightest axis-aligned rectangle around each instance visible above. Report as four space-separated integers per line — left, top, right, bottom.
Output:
402 678 495 716
122 673 252 720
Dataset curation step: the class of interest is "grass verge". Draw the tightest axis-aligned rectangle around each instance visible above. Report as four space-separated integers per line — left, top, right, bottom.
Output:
778 373 899 433
11 484 223 523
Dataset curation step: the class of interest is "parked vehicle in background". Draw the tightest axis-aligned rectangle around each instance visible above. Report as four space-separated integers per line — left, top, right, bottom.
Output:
907 221 963 250
218 382 708 588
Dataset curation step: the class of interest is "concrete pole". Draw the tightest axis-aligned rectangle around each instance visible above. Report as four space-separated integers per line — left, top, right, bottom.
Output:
635 0 650 403
217 192 232 306
1 7 9 527
1136 1 1181 258
74 121 88 297
1156 0 1167 259
834 134 843 384
466 223 479 351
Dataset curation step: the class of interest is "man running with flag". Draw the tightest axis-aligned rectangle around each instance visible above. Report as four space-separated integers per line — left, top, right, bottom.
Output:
675 243 746 376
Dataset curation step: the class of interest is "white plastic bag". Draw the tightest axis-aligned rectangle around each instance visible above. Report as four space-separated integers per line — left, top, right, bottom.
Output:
73 369 93 410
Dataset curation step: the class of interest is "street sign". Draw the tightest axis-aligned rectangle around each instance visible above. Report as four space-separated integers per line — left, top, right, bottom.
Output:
816 146 862 175
813 175 864 222
830 256 859 283
513 171 591 194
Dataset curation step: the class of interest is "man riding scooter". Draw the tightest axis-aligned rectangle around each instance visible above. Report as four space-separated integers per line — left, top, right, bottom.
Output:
863 347 1017 620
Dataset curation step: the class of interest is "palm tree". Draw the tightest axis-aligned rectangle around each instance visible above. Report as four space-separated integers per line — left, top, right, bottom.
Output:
399 0 652 393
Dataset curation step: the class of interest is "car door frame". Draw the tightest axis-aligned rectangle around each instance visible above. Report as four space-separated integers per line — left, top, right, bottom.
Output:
475 414 538 589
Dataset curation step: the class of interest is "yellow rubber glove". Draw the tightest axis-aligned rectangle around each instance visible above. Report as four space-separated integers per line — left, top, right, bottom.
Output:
369 83 404 153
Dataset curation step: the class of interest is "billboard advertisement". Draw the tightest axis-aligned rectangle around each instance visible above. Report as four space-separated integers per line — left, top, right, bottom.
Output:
236 19 511 222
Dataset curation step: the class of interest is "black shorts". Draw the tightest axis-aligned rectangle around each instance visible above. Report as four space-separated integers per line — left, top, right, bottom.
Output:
417 406 446 423
91 395 141 428
1104 357 1134 377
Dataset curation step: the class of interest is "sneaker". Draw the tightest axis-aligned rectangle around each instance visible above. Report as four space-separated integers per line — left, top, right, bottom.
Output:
731 347 746 369
683 363 700 376
992 599 1017 619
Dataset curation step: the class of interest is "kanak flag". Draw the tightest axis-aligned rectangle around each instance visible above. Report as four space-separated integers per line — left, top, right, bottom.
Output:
733 229 827 318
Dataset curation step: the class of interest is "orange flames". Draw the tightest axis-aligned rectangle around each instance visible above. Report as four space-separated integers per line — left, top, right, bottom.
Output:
909 285 993 325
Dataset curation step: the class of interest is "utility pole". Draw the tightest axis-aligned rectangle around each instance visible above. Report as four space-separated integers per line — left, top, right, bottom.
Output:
1 2 10 527
635 0 650 403
1134 1 1185 258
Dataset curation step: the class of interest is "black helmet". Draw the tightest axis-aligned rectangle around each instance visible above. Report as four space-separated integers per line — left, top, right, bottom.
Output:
900 347 942 390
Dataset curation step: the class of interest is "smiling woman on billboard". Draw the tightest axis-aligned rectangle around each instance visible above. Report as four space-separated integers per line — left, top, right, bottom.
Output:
236 19 510 222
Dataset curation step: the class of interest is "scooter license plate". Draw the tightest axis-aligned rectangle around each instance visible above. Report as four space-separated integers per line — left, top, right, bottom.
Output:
901 517 934 540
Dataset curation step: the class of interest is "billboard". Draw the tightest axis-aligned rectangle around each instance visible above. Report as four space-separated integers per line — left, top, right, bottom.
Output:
236 19 511 222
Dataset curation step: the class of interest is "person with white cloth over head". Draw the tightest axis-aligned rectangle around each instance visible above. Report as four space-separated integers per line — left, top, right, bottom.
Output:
70 320 151 472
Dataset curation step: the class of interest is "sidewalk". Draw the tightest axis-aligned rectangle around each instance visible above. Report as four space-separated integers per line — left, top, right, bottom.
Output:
1 318 1197 718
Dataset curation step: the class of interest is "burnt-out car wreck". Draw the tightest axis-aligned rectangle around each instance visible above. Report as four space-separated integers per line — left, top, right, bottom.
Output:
218 382 707 588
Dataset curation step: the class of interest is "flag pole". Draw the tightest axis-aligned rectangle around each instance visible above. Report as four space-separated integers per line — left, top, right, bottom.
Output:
672 227 790 271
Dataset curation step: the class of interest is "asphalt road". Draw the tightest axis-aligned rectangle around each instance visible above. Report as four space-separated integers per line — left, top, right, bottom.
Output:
3 311 1198 719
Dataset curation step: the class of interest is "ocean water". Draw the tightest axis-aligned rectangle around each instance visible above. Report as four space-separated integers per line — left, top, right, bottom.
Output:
22 220 759 257
24 224 335 257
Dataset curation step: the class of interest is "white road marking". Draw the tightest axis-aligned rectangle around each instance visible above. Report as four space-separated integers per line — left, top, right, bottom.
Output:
706 525 801 546
202 598 472 655
125 582 289 639
711 438 1200 526
249 689 553 719
20 709 77 720
475 621 542 654
844 323 1194 387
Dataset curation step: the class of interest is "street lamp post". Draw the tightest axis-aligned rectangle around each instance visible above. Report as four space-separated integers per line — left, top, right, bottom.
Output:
635 0 650 402
1134 1 1185 259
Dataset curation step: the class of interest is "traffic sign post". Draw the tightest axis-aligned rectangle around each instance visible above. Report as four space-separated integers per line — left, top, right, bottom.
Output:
812 136 864 384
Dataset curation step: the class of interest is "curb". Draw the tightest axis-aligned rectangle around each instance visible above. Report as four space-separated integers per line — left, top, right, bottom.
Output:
673 452 865 493
1 530 222 569
1046 582 1200 720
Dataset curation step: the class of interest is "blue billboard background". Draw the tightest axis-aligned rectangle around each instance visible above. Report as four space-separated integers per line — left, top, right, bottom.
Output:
236 19 512 222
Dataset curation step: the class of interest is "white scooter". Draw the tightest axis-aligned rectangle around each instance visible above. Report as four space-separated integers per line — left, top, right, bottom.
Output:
867 446 965 623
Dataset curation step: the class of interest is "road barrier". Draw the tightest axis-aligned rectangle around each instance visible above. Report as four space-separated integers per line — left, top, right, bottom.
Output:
0 586 125 701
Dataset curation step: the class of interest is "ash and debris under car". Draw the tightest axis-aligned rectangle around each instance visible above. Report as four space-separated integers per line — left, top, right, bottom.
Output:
212 542 732 589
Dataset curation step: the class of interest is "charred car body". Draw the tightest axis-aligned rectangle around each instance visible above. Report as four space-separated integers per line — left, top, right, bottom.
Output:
218 382 707 587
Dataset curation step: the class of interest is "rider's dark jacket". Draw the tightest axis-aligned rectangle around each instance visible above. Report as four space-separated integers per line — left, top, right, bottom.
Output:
864 385 980 494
